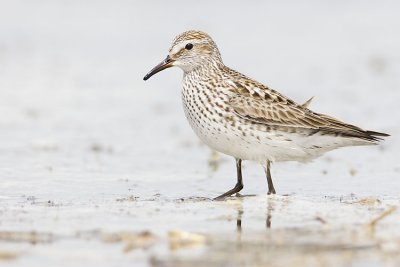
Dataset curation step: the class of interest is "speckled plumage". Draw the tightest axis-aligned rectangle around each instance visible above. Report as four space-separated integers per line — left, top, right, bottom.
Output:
144 30 389 198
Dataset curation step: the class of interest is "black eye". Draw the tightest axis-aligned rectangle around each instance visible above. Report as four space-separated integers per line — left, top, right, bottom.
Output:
185 43 193 50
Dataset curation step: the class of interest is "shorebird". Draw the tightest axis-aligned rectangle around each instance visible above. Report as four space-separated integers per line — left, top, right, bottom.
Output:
143 30 389 199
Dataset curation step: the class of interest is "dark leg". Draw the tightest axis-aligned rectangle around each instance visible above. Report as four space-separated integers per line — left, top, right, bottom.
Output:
264 160 276 195
214 159 243 200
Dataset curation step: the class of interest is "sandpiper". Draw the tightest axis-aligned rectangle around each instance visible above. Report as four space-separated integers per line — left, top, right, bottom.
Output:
143 30 389 199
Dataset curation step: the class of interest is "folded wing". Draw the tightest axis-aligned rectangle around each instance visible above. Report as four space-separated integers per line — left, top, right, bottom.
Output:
227 78 388 142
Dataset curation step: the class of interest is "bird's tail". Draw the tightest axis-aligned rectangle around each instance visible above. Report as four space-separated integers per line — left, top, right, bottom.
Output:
365 130 390 142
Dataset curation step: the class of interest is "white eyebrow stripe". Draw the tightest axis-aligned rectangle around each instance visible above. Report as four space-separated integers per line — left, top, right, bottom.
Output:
170 43 184 54
169 40 208 54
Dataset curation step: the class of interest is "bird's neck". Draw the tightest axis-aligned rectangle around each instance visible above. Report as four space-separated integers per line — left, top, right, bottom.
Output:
183 59 225 81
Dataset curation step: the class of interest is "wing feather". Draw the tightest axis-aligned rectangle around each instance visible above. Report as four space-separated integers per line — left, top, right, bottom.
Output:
229 94 328 129
224 75 387 142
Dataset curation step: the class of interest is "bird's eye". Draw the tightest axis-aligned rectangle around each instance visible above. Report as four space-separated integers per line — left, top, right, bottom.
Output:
185 43 193 50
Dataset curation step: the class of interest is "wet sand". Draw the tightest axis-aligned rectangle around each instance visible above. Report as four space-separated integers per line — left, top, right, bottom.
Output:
0 194 399 266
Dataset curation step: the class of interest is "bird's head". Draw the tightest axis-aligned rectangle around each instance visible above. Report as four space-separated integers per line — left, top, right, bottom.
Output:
143 30 222 80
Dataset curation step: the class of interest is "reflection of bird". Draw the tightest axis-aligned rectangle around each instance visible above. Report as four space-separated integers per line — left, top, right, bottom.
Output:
143 30 389 199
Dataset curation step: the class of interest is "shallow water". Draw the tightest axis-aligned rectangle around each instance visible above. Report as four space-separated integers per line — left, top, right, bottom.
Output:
0 1 399 266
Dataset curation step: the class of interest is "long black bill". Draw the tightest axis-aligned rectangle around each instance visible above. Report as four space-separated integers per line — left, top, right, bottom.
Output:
143 55 174 81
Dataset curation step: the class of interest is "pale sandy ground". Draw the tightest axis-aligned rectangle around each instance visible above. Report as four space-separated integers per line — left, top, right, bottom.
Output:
0 1 399 266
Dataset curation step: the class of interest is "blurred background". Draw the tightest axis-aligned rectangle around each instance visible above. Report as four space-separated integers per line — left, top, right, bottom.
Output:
0 1 399 266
